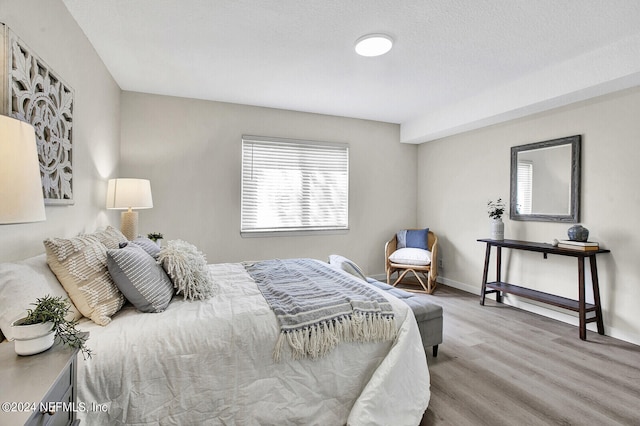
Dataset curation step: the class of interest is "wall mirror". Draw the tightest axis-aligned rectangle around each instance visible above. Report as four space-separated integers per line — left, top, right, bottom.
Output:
510 135 581 223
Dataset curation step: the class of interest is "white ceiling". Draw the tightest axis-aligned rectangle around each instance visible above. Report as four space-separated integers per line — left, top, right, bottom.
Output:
62 0 640 143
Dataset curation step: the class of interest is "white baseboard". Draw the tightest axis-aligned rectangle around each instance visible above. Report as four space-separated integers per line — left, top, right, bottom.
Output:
369 273 387 282
436 276 478 294
373 273 640 347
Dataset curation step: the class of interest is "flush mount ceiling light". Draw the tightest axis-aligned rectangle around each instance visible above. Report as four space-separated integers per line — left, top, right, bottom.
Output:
354 34 393 57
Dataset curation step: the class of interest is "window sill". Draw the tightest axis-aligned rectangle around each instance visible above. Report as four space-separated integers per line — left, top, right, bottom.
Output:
240 228 349 238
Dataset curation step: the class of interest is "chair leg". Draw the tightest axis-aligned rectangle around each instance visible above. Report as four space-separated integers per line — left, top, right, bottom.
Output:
405 270 434 294
427 272 437 294
412 270 430 293
416 271 436 294
392 268 436 294
432 345 438 357
392 269 412 287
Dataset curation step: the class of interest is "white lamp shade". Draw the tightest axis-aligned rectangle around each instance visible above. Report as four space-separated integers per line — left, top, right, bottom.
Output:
106 178 153 210
0 115 46 224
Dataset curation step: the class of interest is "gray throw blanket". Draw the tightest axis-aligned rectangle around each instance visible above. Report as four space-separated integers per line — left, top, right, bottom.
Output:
244 258 396 361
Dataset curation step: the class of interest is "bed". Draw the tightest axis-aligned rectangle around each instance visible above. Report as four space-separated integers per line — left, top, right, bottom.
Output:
0 229 430 425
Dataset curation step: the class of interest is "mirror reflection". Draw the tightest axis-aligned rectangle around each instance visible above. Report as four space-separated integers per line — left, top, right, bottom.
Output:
510 136 581 223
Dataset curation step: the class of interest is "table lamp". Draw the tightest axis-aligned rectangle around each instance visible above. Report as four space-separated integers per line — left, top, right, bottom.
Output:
106 178 153 240
0 115 46 224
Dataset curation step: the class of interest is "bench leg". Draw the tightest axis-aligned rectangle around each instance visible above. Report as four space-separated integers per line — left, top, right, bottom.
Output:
432 345 438 357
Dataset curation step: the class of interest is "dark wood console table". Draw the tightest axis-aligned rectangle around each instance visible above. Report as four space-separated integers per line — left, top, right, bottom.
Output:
478 238 611 340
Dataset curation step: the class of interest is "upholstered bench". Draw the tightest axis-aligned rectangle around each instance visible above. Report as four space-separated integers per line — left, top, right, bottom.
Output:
327 255 444 357
367 278 443 357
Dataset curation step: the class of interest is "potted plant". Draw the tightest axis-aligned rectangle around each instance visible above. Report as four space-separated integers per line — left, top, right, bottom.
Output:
147 232 164 247
11 295 92 358
487 198 505 240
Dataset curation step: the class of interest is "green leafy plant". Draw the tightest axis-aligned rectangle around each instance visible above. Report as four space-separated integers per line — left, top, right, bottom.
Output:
487 198 505 220
147 232 164 242
19 295 92 359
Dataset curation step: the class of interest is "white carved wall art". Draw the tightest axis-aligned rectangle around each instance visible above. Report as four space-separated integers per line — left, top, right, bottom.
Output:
1 24 74 205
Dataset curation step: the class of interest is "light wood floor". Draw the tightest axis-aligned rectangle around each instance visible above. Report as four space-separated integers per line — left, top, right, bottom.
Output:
401 284 640 426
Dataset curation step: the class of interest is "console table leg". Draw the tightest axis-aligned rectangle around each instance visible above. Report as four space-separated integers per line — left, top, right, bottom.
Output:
496 247 503 303
480 244 491 305
589 256 605 335
578 257 586 340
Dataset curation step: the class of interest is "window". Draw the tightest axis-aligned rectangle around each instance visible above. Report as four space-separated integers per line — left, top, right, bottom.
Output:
241 136 349 234
516 160 533 214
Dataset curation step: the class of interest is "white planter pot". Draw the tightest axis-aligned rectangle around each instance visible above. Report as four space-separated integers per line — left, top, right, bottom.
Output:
490 218 504 240
10 319 55 356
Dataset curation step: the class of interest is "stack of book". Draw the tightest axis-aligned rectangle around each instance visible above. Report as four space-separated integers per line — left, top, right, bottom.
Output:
557 240 600 251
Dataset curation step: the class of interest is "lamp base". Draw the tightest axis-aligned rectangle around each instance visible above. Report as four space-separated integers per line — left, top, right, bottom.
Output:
121 210 139 241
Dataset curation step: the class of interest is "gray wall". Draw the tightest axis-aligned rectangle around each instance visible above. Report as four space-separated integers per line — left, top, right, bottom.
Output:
119 92 418 275
0 0 121 261
417 86 640 344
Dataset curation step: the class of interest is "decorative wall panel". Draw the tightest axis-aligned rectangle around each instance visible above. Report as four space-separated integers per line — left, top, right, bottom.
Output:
1 24 74 205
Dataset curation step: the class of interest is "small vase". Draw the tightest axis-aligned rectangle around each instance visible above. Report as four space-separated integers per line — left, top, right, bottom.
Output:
567 225 589 242
490 218 504 240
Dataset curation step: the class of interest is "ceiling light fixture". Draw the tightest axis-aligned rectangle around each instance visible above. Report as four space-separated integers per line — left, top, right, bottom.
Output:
354 34 393 57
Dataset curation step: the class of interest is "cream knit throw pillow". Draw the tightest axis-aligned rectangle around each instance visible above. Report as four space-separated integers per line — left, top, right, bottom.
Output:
158 240 217 301
43 227 126 325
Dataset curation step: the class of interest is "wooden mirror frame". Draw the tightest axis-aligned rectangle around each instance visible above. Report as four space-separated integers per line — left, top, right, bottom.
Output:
510 135 581 223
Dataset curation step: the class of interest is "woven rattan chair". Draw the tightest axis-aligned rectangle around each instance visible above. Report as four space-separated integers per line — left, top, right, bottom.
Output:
385 230 438 294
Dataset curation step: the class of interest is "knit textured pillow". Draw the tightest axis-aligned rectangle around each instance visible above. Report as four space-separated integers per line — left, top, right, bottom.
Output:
157 240 217 301
43 232 125 325
93 225 128 249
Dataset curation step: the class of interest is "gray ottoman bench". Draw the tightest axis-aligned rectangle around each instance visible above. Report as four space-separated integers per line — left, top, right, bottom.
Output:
367 278 443 356
327 255 443 357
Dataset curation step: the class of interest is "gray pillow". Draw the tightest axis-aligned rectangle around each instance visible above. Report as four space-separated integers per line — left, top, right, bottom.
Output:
396 230 407 249
107 244 174 313
131 237 161 259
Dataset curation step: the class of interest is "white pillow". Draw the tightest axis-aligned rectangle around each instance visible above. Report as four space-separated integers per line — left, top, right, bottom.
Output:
0 254 80 341
328 254 367 282
388 248 431 266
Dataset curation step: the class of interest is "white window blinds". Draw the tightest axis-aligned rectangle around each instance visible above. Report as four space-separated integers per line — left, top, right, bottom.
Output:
241 136 349 234
517 160 533 214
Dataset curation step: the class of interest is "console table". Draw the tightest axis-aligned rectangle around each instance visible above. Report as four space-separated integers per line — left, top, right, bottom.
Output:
478 238 611 340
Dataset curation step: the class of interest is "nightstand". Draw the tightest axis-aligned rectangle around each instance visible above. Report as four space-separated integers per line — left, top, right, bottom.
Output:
0 339 80 425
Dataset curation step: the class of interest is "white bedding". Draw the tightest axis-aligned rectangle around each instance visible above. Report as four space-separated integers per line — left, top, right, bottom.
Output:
77 261 430 425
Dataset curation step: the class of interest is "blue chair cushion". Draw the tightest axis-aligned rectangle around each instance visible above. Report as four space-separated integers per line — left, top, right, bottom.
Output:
406 228 429 250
